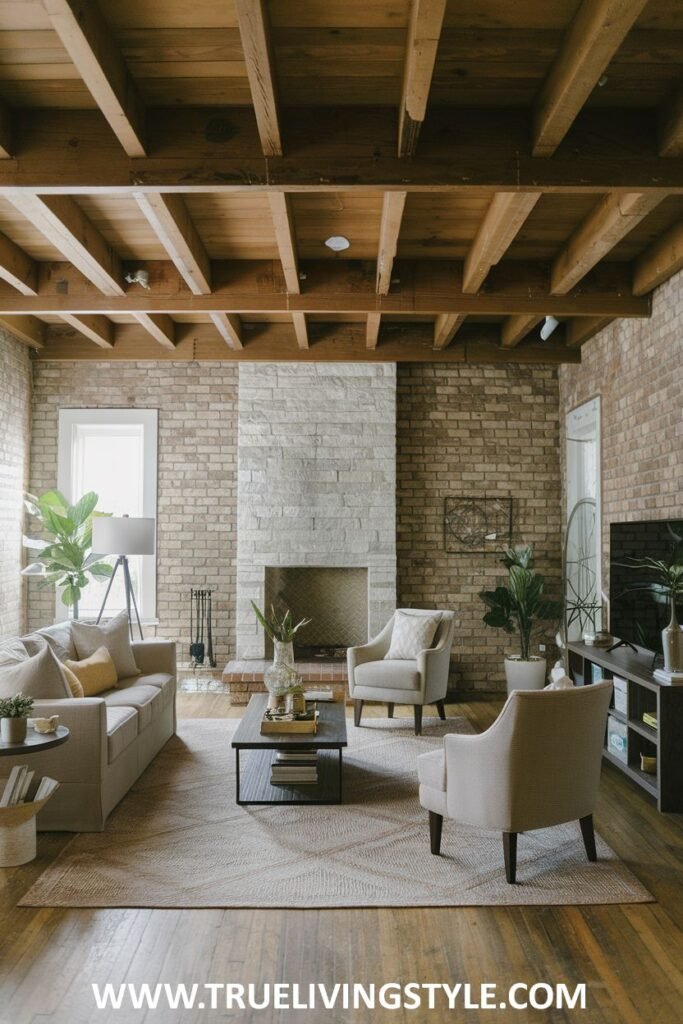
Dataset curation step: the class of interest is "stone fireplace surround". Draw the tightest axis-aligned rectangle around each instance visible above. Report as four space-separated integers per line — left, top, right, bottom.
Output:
225 363 397 701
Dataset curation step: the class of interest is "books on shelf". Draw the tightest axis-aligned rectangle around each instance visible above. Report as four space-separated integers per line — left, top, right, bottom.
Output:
270 753 319 785
642 711 658 730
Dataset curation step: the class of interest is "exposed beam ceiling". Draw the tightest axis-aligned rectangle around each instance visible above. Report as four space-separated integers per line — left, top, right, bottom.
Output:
366 313 381 350
566 317 612 348
0 100 12 159
433 314 466 349
42 0 146 158
234 0 282 157
532 0 649 157
633 221 683 296
659 90 683 158
133 313 175 349
210 313 243 350
268 192 300 294
398 0 448 157
0 231 37 295
292 312 309 350
0 315 44 348
462 192 541 294
501 315 543 349
376 192 407 296
60 313 114 349
134 193 212 295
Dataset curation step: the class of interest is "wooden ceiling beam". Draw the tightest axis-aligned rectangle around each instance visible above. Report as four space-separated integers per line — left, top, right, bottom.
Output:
292 312 309 350
433 313 466 349
0 100 13 159
551 192 664 294
659 90 683 158
532 0 649 158
234 0 282 157
566 317 612 348
399 0 448 157
633 221 683 295
268 192 300 294
0 315 44 349
376 192 407 295
462 192 542 293
366 313 381 350
210 313 243 350
5 193 124 296
135 192 211 295
42 0 146 157
60 313 114 349
501 315 543 349
133 313 176 349
0 231 37 296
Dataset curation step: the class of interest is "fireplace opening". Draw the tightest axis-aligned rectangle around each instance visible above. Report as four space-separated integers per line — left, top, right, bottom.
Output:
264 566 369 661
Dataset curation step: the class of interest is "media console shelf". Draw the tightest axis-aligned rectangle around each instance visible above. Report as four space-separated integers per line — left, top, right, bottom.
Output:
567 641 683 813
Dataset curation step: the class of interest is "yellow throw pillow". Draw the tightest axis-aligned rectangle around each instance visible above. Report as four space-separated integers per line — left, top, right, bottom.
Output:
65 646 117 696
60 661 85 699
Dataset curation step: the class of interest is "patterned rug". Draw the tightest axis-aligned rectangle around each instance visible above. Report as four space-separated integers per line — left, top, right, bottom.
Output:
21 717 652 908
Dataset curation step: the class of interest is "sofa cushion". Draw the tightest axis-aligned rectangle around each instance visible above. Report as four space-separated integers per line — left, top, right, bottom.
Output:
0 637 29 667
417 748 446 792
0 643 72 700
107 706 139 763
385 609 441 660
117 672 175 709
72 610 140 680
33 621 77 662
102 684 162 730
354 659 420 691
65 646 118 696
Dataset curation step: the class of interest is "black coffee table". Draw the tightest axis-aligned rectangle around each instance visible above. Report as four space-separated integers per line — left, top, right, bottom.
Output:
231 694 348 805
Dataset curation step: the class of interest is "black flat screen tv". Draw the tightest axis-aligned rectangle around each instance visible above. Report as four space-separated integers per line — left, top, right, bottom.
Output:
609 519 683 655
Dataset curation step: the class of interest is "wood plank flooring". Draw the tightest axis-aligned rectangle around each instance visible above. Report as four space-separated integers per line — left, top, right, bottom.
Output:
0 695 681 1024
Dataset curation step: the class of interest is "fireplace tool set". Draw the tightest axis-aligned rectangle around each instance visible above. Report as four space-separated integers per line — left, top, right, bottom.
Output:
189 588 216 667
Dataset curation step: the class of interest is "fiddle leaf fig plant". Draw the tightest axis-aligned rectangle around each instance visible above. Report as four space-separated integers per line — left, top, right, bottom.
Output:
480 544 562 661
22 489 113 618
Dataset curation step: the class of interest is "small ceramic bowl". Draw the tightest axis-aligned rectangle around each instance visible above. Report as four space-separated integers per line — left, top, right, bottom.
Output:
31 715 60 735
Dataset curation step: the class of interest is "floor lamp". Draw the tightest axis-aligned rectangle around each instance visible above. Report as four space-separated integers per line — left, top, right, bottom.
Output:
92 516 155 640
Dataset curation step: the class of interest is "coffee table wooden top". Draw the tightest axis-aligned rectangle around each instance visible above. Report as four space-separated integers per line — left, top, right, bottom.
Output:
0 725 70 757
232 694 347 750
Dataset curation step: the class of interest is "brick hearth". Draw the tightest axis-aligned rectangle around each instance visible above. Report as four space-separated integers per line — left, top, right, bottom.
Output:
223 659 348 705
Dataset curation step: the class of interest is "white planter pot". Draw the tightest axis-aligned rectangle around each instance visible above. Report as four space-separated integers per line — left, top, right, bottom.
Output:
0 717 27 743
504 656 547 695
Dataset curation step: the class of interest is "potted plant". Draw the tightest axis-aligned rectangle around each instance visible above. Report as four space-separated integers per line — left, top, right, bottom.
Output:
0 694 34 744
22 490 113 619
480 545 562 693
251 602 311 709
621 556 683 673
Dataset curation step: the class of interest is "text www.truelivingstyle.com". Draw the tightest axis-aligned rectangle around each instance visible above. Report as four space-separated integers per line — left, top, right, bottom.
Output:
92 981 587 1012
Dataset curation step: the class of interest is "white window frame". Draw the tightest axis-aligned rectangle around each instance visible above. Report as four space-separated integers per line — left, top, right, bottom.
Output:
57 408 158 621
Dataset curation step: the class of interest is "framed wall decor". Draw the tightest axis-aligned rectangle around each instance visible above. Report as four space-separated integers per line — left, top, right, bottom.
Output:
444 496 513 554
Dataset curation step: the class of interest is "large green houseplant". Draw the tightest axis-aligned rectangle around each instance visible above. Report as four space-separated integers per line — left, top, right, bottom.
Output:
22 490 113 619
480 544 562 692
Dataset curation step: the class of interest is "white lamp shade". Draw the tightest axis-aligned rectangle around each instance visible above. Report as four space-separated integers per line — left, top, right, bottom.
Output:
93 516 155 556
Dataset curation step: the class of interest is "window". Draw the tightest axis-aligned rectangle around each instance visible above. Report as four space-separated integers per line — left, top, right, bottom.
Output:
57 409 158 620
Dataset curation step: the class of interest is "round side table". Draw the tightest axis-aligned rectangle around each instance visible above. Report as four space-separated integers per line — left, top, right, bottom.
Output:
0 726 69 865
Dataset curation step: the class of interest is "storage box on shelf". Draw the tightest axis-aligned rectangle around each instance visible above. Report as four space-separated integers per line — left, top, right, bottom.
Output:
567 641 683 813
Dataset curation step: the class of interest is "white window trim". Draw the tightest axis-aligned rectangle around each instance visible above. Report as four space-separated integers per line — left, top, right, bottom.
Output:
57 408 158 622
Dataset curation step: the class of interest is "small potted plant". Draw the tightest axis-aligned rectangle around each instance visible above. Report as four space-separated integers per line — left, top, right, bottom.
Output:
0 693 35 744
480 545 562 693
251 602 311 709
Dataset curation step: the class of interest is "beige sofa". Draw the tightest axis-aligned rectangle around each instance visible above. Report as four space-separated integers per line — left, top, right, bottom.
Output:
1 624 176 832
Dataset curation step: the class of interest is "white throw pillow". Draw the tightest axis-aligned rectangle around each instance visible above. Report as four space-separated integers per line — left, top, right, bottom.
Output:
544 674 574 690
384 610 441 661
71 610 140 680
0 643 71 700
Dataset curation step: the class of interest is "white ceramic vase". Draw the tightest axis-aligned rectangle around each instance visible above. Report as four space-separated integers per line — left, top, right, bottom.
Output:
504 656 547 695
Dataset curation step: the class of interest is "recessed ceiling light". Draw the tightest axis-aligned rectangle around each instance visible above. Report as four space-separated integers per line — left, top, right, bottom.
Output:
324 235 350 252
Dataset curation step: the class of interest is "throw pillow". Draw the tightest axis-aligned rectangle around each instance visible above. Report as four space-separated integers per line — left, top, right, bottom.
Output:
0 637 30 668
71 610 140 680
384 610 442 660
60 662 85 698
65 646 117 696
36 621 77 662
0 643 72 700
544 674 574 691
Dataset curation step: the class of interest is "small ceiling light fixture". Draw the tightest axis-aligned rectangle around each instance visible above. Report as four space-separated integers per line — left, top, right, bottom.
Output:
125 269 150 289
324 235 350 252
597 75 608 88
540 315 560 341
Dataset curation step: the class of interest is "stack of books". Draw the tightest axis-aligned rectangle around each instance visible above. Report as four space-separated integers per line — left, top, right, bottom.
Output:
0 766 58 807
270 751 319 786
642 710 658 731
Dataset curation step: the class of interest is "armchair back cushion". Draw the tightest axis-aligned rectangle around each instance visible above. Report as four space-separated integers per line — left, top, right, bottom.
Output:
385 609 442 660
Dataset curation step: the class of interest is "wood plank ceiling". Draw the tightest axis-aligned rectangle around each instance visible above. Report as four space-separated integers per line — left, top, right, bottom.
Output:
0 0 680 362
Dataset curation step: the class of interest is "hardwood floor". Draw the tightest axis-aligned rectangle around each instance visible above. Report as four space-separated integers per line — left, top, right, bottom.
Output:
0 695 682 1024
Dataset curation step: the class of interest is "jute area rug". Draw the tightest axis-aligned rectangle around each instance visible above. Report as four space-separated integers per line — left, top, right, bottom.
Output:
21 717 652 909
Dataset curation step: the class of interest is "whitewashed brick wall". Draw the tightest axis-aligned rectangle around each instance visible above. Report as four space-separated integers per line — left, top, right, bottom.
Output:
0 330 31 639
28 361 238 666
236 363 396 658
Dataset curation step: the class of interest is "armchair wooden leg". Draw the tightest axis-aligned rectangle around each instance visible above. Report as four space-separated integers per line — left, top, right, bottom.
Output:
429 811 443 855
387 702 394 719
353 699 364 727
435 699 446 720
503 832 518 884
413 705 422 736
579 814 597 862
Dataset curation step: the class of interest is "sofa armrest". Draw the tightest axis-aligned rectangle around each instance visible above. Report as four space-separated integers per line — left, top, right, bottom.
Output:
26 697 108 780
132 638 177 678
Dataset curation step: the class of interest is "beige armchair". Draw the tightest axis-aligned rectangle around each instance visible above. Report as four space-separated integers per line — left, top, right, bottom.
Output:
417 680 613 882
347 610 455 735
